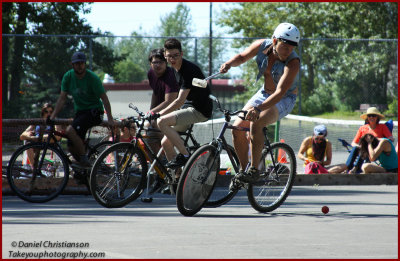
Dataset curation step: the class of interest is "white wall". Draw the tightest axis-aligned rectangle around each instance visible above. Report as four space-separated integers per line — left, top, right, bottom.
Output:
107 90 152 118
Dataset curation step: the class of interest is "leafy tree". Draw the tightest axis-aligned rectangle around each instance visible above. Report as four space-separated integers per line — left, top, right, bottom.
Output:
218 2 398 115
2 2 118 118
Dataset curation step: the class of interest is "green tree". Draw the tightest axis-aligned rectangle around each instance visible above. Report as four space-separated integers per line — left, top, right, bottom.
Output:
2 2 118 118
218 2 398 115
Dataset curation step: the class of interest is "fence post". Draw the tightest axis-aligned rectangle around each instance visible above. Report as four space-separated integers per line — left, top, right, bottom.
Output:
274 120 280 143
89 37 93 70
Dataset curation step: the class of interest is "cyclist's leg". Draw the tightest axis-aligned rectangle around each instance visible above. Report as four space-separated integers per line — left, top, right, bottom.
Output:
68 108 103 163
249 107 278 168
157 111 190 157
232 117 250 171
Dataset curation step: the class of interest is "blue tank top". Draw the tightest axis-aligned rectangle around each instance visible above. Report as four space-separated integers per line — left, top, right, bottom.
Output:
378 138 398 170
256 39 300 95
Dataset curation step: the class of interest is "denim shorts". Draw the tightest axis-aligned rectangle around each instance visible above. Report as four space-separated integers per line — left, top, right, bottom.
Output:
246 88 297 120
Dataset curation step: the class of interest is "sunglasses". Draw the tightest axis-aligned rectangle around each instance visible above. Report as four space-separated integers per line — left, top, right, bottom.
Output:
44 110 53 114
314 136 325 141
367 114 378 118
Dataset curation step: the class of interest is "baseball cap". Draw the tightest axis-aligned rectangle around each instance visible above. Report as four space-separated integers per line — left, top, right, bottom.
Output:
314 125 327 136
71 52 86 63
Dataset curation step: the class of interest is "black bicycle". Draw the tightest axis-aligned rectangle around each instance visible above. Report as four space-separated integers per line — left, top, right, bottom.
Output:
89 103 201 208
176 95 297 216
6 121 113 203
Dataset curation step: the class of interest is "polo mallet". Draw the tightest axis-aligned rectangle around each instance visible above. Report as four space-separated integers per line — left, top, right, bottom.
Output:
192 72 221 88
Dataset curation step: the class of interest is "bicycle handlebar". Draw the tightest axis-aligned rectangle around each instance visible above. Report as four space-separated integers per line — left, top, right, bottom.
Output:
209 94 247 120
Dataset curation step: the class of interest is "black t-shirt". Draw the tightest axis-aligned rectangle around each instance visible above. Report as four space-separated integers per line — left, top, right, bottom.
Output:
174 58 213 118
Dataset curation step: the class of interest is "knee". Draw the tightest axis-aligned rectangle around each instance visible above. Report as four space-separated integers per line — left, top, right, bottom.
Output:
157 118 167 130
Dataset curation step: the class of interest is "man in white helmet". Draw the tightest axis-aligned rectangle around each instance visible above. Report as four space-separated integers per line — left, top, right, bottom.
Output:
219 22 300 183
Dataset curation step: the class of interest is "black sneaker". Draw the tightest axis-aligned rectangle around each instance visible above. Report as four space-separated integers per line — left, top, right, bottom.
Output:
236 166 259 183
165 153 189 169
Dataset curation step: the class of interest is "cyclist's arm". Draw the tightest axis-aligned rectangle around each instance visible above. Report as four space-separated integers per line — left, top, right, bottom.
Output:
220 39 263 73
159 89 190 116
100 93 114 126
151 91 178 113
50 91 68 120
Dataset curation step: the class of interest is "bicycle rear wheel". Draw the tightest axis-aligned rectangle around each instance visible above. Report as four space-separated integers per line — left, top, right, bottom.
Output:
6 142 69 203
247 142 296 213
204 145 239 208
90 142 147 208
176 144 219 216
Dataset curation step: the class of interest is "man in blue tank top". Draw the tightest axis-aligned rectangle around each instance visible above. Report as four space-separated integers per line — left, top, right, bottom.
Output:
219 23 301 183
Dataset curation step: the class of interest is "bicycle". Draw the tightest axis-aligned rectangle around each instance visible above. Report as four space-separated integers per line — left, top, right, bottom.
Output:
6 121 114 203
176 95 297 216
89 103 201 208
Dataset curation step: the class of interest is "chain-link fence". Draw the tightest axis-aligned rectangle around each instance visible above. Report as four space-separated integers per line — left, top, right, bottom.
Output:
3 34 398 119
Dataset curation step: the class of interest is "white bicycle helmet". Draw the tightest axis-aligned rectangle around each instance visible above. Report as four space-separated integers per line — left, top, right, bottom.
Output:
272 23 300 46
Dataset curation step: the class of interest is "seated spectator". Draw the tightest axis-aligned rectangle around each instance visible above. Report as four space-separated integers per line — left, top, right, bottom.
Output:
344 107 394 173
297 125 344 174
359 134 398 173
20 103 62 168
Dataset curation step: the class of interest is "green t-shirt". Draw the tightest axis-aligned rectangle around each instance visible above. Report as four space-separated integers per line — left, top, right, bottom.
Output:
61 69 105 112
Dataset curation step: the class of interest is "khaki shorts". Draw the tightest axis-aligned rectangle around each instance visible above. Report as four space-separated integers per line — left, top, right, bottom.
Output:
173 107 208 132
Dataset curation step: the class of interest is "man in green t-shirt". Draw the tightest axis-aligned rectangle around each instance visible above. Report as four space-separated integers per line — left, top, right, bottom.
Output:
50 52 114 168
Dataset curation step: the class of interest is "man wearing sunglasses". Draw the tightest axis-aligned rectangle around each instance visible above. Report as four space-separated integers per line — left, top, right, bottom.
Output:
50 52 114 168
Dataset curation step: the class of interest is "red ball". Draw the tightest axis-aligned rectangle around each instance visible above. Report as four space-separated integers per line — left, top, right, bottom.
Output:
322 206 329 214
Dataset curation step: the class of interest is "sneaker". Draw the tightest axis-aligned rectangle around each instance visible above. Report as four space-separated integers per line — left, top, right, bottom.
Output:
236 166 259 183
165 153 189 169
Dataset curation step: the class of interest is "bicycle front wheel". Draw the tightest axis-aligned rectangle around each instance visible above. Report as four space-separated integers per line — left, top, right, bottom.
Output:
6 142 69 203
204 145 239 208
176 144 219 216
90 142 147 208
247 142 296 213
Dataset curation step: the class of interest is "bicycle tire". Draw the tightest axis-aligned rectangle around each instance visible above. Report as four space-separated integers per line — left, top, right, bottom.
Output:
204 145 239 208
247 142 296 213
71 140 115 193
6 142 69 203
176 144 219 216
90 142 147 208
88 141 114 163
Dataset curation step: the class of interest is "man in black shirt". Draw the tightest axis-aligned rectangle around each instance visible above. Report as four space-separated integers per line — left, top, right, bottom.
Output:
157 38 213 168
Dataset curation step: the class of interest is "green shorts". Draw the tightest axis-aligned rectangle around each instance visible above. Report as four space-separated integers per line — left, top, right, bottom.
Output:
173 107 208 132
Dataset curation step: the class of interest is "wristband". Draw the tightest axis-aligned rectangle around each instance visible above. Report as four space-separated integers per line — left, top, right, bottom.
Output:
254 106 261 113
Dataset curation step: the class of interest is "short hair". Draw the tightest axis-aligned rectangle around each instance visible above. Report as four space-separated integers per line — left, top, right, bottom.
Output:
40 103 53 117
164 38 182 52
148 48 166 63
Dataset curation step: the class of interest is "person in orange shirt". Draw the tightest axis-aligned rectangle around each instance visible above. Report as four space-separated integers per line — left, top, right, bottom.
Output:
344 107 393 173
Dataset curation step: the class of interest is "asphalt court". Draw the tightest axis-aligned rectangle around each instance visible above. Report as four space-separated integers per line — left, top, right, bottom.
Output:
2 185 398 259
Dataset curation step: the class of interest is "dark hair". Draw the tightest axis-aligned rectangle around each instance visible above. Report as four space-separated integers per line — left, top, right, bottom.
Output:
40 103 53 117
359 134 379 159
148 48 166 63
311 137 327 161
164 38 182 52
